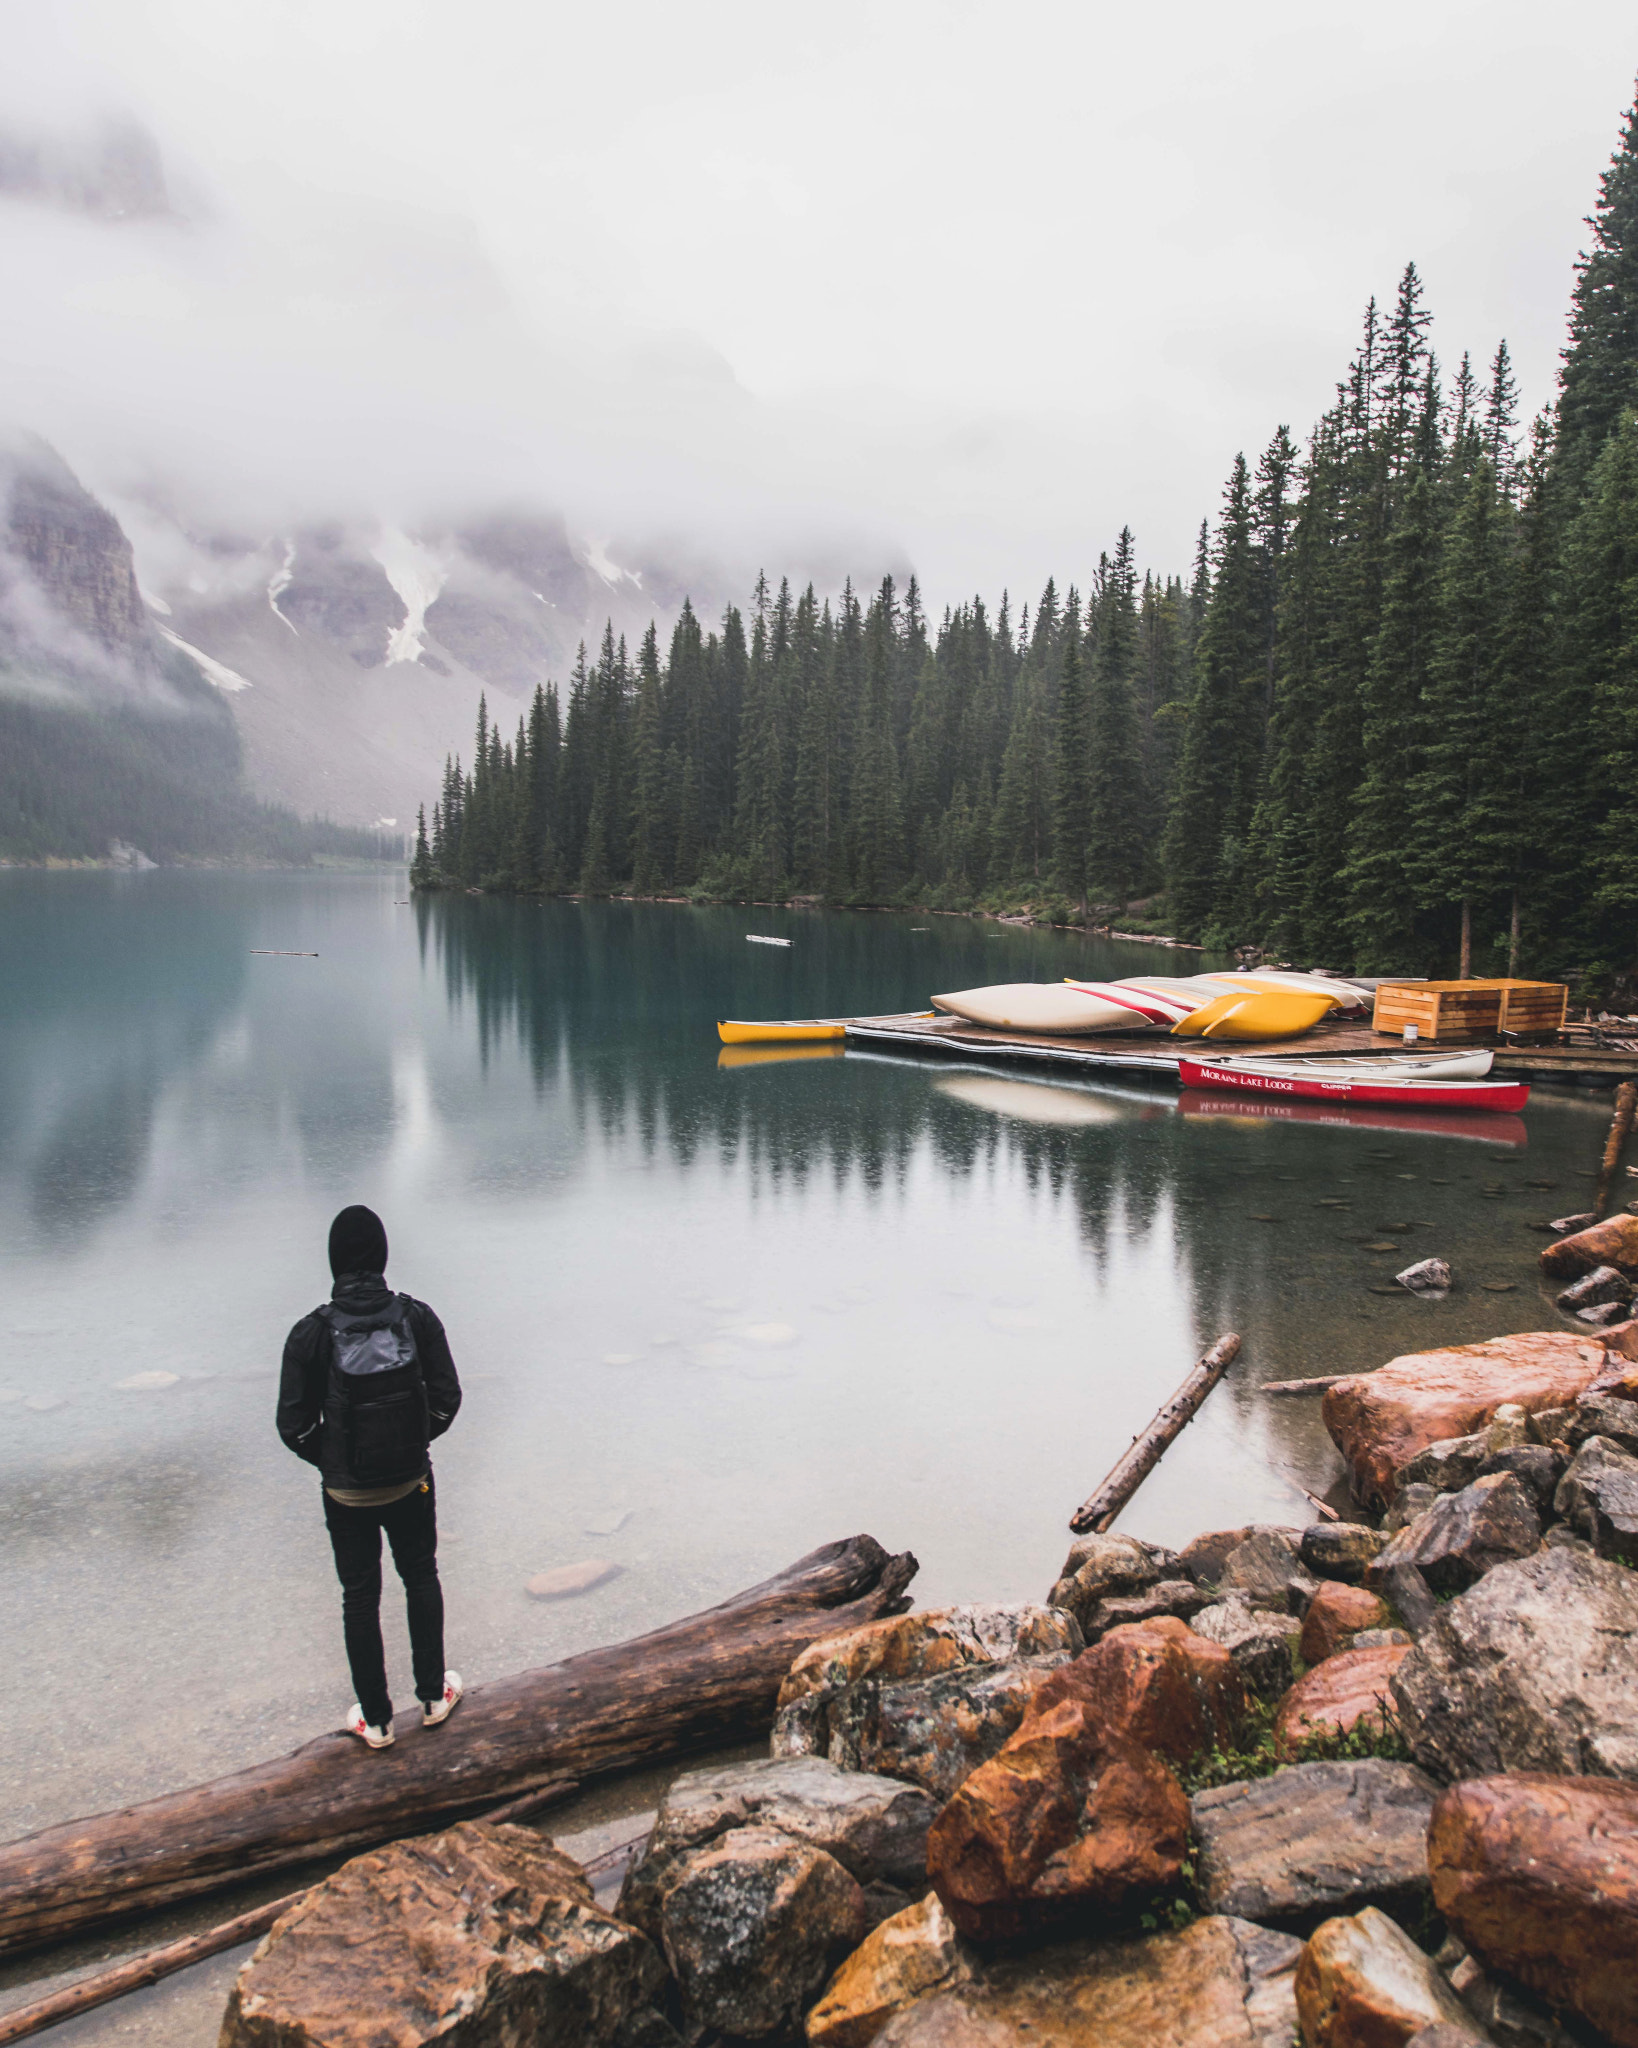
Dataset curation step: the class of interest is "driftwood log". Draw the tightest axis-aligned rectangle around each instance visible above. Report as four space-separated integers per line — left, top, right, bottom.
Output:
1259 1374 1346 1397
0 1534 915 1956
1595 1078 1638 1217
1070 1334 1241 1533
0 1781 580 2046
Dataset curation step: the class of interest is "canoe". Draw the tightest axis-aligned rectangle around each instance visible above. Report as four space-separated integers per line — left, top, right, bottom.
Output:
1178 1054 1529 1111
931 984 1155 1033
1065 980 1197 1026
1170 991 1340 1040
717 1019 847 1044
1205 1049 1494 1081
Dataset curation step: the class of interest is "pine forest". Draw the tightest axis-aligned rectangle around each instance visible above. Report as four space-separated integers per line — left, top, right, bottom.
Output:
414 93 1638 998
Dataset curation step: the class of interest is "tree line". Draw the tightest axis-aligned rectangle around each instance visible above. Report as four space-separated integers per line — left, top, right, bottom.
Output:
415 92 1638 993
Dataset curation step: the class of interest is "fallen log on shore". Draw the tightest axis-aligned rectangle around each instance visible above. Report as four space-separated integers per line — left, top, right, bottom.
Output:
1260 1374 1347 1396
1070 1333 1241 1533
0 1780 581 2045
0 1534 915 1957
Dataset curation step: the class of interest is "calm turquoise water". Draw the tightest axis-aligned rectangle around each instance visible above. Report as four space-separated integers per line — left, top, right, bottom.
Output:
0 871 1610 1841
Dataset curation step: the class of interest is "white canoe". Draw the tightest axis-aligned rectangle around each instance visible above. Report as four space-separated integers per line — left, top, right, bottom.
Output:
1202 1049 1494 1082
931 984 1154 1033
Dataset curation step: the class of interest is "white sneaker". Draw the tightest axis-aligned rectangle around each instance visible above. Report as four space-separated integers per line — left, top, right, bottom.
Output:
423 1670 463 1728
345 1703 394 1750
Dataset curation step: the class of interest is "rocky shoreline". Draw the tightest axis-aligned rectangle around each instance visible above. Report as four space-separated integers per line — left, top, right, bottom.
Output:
217 1217 1638 2048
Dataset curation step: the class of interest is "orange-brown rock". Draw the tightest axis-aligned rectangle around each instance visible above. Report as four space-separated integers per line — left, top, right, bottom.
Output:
1296 1906 1477 2048
1026 1616 1247 1763
1300 1583 1392 1665
1274 1644 1411 1758
221 1821 664 2048
779 1606 1076 1708
1541 1210 1638 1280
872 1915 1302 2047
1323 1334 1607 1509
927 1708 1187 1941
806 1892 972 2047
1428 1773 1638 2048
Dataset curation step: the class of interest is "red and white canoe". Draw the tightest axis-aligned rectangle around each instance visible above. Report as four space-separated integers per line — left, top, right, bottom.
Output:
1177 1050 1529 1112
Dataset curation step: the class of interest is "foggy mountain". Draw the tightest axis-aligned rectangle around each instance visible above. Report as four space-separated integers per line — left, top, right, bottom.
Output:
0 103 738 838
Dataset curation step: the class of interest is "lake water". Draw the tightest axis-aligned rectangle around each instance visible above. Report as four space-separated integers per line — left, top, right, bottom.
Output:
0 870 1610 1858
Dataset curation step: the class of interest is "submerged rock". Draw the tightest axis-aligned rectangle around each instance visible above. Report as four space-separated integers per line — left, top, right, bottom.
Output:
221 1821 664 2048
1396 1257 1452 1297
1323 1333 1607 1510
1192 1760 1438 1929
871 1916 1301 2048
1556 1263 1634 1311
526 1558 624 1599
1428 1773 1638 2048
1296 1906 1480 2048
1391 1548 1638 1781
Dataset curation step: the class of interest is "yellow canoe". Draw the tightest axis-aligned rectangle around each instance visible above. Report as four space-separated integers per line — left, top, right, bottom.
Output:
1170 990 1338 1041
717 1019 848 1045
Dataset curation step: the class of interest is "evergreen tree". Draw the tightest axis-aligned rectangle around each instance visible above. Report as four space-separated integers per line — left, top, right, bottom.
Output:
1085 529 1145 905
1052 598 1092 917
1558 86 1638 486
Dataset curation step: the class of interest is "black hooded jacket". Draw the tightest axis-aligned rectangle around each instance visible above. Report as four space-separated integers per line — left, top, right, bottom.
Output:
277 1271 462 1490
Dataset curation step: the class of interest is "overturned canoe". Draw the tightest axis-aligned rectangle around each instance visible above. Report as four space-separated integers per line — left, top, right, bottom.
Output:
931 984 1152 1033
1170 990 1340 1040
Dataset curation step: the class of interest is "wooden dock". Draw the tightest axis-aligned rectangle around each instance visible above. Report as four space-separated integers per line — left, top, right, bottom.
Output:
843 1012 1638 1086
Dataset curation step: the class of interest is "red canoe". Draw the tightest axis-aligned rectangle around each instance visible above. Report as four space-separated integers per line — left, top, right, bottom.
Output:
1177 1055 1530 1113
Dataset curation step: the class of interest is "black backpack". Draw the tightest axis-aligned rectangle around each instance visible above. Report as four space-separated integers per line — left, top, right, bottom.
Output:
321 1295 429 1486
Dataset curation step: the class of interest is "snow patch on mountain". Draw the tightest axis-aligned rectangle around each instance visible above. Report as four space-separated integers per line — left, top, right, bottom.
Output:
158 624 252 691
373 528 447 664
267 541 297 634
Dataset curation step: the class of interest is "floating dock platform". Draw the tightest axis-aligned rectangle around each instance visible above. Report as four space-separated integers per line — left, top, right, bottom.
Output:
842 1012 1638 1086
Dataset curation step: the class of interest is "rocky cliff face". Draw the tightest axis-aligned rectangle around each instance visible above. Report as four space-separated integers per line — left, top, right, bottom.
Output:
2 440 158 672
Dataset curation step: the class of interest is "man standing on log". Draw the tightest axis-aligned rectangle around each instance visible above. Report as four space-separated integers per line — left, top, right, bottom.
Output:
277 1205 464 1750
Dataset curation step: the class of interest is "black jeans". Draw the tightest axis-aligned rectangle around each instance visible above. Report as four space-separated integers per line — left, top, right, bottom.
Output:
322 1471 444 1728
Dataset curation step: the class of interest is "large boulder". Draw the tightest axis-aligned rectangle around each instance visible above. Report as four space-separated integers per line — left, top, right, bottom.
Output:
650 1823 866 2038
1300 1582 1392 1665
1296 1906 1480 2048
1275 1644 1411 1757
925 1620 1241 1941
619 1758 936 1939
806 1892 972 2048
1192 1760 1439 1930
1323 1334 1608 1509
1540 1210 1638 1279
1391 1548 1638 1780
774 1606 1080 1799
1554 1435 1638 1562
820 1658 1068 1802
220 1821 665 2048
1429 1774 1638 2048
1370 1473 1540 1594
872 1915 1302 2048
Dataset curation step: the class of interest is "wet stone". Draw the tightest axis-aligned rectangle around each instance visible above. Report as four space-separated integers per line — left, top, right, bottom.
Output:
1300 1523 1388 1585
1556 1264 1633 1311
1553 1435 1638 1564
1190 1598 1302 1700
1371 1473 1541 1596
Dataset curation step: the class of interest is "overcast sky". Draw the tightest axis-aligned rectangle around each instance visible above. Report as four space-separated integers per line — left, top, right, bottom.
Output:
3 1 1636 605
